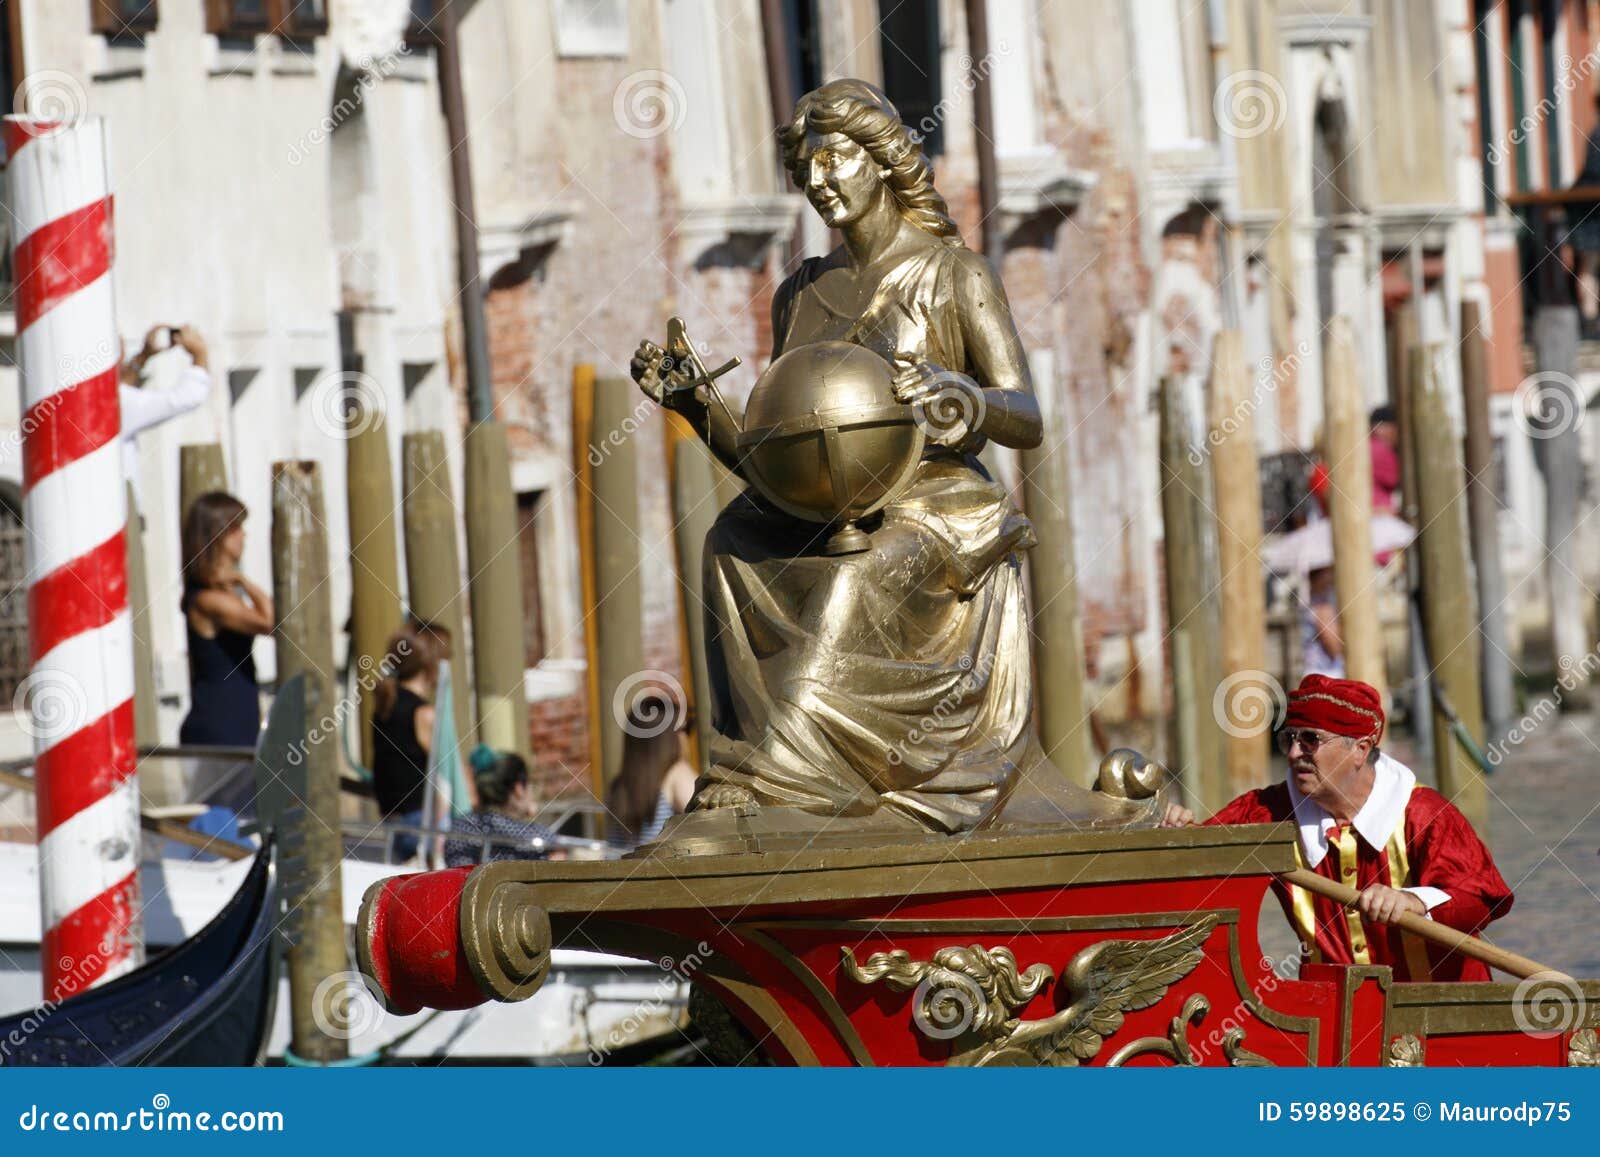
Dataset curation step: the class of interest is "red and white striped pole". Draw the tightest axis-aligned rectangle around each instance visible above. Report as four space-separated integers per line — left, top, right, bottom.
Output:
6 114 143 1000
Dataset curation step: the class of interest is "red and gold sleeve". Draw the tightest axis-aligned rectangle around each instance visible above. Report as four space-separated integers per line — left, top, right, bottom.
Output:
1406 790 1514 936
1204 786 1289 827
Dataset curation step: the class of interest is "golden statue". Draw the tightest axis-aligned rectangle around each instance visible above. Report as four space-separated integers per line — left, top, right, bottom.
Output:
631 80 1143 842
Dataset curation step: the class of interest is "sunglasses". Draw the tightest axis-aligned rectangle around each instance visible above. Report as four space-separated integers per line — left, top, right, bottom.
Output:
1275 728 1344 756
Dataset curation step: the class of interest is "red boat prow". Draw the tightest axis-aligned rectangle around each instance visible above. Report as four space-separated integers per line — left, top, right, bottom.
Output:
357 822 1600 1067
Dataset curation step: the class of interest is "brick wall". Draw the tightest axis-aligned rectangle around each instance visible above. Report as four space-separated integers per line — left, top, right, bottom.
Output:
527 693 591 800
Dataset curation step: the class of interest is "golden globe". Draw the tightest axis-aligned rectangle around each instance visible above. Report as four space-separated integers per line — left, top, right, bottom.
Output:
735 341 925 554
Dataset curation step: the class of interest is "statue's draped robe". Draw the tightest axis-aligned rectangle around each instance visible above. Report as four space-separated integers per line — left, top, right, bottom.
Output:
699 245 1048 832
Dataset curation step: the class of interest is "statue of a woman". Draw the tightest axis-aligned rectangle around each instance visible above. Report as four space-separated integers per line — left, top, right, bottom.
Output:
632 80 1139 837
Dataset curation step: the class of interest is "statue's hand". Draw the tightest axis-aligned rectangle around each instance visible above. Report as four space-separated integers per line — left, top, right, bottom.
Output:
892 361 985 448
630 339 670 405
630 337 700 411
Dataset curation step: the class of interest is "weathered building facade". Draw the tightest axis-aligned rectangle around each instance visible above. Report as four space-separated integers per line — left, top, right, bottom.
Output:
0 0 461 759
0 1 1592 793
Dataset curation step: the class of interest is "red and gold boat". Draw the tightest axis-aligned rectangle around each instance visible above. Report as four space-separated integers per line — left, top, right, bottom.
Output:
357 807 1600 1068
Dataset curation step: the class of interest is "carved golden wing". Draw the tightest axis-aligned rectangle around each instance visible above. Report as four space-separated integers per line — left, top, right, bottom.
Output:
1002 914 1218 1066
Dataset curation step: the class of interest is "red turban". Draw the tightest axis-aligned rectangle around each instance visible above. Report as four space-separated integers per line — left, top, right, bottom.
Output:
1282 674 1385 742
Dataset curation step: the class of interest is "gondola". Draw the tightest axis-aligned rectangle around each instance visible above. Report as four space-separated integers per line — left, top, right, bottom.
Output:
0 839 279 1067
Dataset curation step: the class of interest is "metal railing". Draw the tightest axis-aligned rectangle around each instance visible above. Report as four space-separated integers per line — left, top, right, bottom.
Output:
342 806 615 867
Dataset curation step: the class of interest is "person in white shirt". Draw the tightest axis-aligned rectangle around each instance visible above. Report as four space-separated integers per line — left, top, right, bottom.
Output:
120 325 214 501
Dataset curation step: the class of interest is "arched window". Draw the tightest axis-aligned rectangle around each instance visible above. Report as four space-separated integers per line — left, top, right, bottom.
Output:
1311 95 1359 219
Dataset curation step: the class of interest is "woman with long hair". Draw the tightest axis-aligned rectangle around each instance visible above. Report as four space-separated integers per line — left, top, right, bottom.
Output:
630 80 1133 834
444 746 558 866
370 621 441 859
604 692 697 849
179 491 273 747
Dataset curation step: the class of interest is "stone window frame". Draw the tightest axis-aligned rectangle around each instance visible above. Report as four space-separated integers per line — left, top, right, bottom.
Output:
90 0 159 40
204 0 327 41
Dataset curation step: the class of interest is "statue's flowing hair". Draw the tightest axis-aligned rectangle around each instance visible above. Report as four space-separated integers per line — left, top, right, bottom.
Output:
779 79 965 247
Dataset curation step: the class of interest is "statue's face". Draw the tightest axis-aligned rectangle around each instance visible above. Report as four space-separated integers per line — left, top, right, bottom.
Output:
797 130 886 228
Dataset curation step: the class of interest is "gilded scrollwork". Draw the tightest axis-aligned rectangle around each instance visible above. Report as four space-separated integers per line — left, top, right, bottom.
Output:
1106 993 1276 1068
841 943 1053 1040
458 874 552 1002
1222 1028 1275 1067
1386 1034 1425 1067
1107 993 1208 1066
1569 1028 1599 1067
842 914 1218 1066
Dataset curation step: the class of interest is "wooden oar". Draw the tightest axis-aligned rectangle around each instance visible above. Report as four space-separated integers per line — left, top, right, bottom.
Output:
1280 867 1568 981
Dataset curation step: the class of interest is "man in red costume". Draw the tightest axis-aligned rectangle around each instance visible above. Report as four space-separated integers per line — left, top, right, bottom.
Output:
1162 674 1513 981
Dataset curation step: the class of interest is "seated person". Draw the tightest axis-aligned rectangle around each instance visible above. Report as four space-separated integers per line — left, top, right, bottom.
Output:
1162 674 1513 981
444 746 558 867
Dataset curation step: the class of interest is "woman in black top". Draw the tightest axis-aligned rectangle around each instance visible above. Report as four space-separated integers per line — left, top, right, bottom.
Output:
371 622 441 859
179 492 273 747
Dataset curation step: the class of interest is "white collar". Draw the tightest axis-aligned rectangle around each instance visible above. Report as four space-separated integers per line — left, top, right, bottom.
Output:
1286 751 1416 868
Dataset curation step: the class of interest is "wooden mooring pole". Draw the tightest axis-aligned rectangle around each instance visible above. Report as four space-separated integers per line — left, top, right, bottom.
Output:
271 460 347 1064
1020 393 1094 785
402 431 472 749
666 415 722 773
1159 376 1228 814
586 377 647 793
1459 300 1514 735
179 442 229 530
1408 356 1489 831
1208 330 1270 793
1322 317 1385 698
464 420 532 759
345 398 402 770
